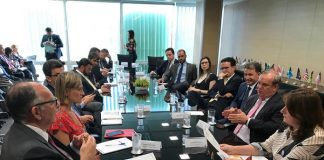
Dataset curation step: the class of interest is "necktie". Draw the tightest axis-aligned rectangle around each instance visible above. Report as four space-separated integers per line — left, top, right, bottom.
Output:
176 63 184 83
242 86 252 100
234 98 263 134
48 136 73 160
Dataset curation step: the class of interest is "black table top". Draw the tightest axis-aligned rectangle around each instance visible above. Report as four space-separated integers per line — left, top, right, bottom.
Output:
101 112 229 160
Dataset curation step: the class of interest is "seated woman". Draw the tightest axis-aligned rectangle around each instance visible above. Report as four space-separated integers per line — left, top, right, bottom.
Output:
220 88 324 160
187 57 216 110
49 71 87 146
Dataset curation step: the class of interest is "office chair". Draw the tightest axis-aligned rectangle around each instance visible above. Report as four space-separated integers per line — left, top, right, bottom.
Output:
147 56 164 73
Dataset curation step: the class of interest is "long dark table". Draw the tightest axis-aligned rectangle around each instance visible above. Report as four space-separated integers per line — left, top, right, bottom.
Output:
101 112 229 160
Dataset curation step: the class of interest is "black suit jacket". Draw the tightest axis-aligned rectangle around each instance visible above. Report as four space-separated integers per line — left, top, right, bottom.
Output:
208 74 243 107
156 59 179 78
73 69 102 102
242 92 284 143
40 34 63 58
230 82 257 108
0 122 64 160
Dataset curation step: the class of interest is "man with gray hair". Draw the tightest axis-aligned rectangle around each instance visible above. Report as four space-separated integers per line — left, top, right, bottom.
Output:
222 71 284 145
0 82 99 160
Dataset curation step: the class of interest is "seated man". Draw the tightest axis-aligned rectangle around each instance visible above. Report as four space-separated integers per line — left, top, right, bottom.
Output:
229 62 261 109
221 71 284 145
43 59 103 136
207 57 242 120
89 47 110 86
74 58 111 102
160 49 197 98
0 82 98 160
151 48 178 79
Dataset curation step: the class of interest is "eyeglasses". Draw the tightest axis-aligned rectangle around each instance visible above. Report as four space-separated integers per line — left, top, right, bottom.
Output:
50 73 60 77
34 97 58 107
220 67 230 70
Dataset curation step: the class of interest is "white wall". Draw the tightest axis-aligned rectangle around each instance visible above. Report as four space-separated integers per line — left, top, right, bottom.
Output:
220 0 324 85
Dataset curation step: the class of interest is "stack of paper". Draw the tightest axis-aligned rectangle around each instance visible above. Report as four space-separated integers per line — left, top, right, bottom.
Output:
96 137 132 154
101 111 123 125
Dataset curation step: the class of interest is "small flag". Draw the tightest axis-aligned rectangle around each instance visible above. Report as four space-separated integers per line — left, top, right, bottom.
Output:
235 56 239 63
277 65 283 76
296 68 301 80
315 72 321 86
308 71 314 83
303 69 309 81
287 67 293 79
265 63 270 71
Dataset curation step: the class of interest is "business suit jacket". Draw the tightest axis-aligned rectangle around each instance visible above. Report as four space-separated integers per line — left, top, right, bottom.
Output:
73 69 102 102
163 62 197 86
156 59 179 78
0 122 64 160
242 92 284 143
40 34 63 58
230 82 258 108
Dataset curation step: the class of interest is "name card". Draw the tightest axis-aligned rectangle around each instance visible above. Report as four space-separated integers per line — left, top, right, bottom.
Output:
184 137 207 148
196 120 210 131
185 111 204 116
141 140 162 151
171 112 184 119
121 62 128 67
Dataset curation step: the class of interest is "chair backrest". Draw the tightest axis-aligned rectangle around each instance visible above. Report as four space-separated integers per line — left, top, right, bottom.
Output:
147 56 164 73
117 54 133 70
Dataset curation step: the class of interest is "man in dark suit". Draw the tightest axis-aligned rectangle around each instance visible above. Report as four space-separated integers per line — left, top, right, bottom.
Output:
161 49 197 95
208 57 243 120
0 82 98 160
40 27 63 60
74 58 110 102
151 48 179 79
222 71 284 144
229 62 261 108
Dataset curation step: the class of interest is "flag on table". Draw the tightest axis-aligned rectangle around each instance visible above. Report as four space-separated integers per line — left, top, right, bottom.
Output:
296 68 301 80
287 67 293 79
315 72 321 86
308 71 314 83
303 69 309 81
265 63 270 71
235 56 239 63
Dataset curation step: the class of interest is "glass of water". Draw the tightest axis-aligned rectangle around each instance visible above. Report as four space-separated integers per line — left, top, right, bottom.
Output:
182 112 191 128
208 109 216 125
131 133 143 155
137 105 145 118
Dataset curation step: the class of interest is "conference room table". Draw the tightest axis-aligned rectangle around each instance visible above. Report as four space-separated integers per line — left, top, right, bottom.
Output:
100 76 230 160
101 112 229 160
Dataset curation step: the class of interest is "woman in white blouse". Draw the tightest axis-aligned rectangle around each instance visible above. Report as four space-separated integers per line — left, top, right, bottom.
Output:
220 88 324 160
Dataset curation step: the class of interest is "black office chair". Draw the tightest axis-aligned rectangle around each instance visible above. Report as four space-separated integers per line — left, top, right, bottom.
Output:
117 54 134 71
147 56 164 73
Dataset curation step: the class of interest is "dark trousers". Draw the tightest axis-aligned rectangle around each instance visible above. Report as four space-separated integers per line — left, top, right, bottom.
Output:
187 91 208 109
45 52 59 61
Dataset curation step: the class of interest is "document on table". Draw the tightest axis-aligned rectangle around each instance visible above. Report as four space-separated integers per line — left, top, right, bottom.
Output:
96 137 132 154
126 153 156 160
203 128 229 159
141 140 162 151
101 111 123 125
184 111 204 116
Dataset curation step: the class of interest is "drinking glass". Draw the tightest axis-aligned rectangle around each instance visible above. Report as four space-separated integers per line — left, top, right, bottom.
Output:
208 109 216 125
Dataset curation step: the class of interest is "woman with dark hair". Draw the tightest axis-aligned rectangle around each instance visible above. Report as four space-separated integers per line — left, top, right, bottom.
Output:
125 30 137 62
187 57 217 110
220 88 324 160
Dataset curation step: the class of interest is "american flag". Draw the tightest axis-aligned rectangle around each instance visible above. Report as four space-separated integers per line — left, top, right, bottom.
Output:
303 69 309 81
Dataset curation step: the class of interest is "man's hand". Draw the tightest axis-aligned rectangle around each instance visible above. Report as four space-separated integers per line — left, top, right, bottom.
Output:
157 78 164 83
72 133 90 149
220 144 236 155
81 94 95 105
218 72 227 79
227 109 249 124
80 135 100 160
100 68 109 77
101 84 111 93
79 115 94 124
222 107 237 118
